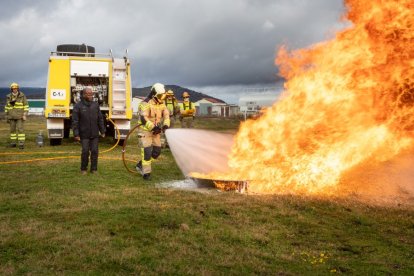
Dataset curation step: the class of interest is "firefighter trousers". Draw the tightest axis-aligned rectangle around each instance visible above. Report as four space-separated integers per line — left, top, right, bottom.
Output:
9 119 25 145
139 130 162 174
180 116 194 128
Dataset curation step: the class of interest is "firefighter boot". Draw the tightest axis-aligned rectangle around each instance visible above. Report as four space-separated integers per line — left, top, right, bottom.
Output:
18 143 24 149
136 161 143 175
143 173 151 181
9 143 16 148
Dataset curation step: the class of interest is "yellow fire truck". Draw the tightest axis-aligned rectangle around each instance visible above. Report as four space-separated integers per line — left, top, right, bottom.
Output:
45 44 132 145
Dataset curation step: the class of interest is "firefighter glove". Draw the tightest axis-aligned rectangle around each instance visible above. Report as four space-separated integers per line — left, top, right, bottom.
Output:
162 125 169 132
152 125 162 135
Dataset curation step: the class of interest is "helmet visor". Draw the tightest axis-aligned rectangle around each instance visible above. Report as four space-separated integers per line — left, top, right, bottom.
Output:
156 92 166 101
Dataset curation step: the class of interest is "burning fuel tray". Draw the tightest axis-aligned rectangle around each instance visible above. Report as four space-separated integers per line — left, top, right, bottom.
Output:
190 177 248 193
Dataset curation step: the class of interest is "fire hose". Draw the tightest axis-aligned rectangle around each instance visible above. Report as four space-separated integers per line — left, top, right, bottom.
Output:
121 123 141 174
0 116 127 165
120 122 169 174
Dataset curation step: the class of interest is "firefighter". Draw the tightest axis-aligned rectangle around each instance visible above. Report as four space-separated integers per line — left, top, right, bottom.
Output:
179 91 196 128
136 83 170 180
4 83 29 149
164 90 179 128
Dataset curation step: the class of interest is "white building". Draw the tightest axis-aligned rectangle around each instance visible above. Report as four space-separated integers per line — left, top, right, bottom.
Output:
194 98 238 117
239 92 281 117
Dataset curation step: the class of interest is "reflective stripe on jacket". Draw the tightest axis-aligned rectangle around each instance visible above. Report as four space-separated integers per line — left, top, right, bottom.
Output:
138 98 170 131
164 98 178 116
179 101 195 117
5 92 29 119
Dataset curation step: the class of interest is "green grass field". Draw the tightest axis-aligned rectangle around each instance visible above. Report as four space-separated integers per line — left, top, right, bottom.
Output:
1 116 413 275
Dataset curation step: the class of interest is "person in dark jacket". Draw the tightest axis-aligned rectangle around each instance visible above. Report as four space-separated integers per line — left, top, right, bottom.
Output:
72 87 106 174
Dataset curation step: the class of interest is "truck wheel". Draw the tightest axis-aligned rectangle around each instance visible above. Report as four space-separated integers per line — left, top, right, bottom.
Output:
106 123 115 137
114 138 125 146
56 44 95 56
50 138 62 146
64 119 71 138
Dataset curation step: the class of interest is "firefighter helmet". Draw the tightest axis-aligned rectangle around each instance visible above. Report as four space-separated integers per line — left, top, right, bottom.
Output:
151 83 166 101
10 82 19 90
166 90 174 96
182 91 190 98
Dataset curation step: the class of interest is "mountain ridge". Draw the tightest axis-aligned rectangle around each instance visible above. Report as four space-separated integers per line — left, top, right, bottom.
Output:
0 86 226 107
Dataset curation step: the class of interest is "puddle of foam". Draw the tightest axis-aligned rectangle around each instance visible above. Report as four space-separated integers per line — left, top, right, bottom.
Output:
157 178 221 193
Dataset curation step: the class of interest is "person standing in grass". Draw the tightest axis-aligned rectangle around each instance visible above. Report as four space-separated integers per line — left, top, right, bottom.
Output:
72 87 106 175
4 82 29 149
135 83 170 180
164 90 179 128
179 91 195 128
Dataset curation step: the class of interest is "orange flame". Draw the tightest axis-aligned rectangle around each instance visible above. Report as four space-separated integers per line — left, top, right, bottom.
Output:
202 0 414 195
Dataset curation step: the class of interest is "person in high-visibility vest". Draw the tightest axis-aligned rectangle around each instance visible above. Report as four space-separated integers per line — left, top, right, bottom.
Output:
5 83 29 149
136 83 170 180
164 90 179 128
179 91 195 128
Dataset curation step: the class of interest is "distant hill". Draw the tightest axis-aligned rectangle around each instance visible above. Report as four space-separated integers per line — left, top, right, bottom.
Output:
0 87 45 107
133 85 226 103
0 85 225 109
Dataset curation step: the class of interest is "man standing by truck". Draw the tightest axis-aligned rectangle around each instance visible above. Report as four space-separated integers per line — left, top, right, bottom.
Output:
5 82 29 149
72 87 106 175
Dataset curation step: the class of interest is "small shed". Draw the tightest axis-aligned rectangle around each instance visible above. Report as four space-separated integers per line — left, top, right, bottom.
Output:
28 99 45 115
194 98 214 116
194 97 231 117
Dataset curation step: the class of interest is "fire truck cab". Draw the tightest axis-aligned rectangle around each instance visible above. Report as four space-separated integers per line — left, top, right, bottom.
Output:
45 44 132 145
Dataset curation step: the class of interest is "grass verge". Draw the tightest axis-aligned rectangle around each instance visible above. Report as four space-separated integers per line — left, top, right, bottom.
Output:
0 116 413 274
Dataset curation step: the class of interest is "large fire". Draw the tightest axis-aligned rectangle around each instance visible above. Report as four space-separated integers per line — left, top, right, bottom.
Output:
198 0 414 195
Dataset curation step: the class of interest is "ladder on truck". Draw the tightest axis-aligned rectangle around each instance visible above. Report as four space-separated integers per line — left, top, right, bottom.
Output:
111 58 128 118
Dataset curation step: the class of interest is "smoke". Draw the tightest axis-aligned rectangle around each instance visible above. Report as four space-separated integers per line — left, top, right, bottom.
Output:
165 129 234 176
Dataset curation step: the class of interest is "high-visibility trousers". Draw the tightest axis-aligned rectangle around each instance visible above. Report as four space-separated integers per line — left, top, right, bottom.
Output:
9 119 25 145
138 130 162 174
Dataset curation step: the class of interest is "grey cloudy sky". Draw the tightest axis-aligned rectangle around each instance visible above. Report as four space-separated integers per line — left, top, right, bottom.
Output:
0 0 347 103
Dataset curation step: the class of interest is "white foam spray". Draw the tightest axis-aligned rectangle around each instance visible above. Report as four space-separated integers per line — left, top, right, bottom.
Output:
165 129 234 176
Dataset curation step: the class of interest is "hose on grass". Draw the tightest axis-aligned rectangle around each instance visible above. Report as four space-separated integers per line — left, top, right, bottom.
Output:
121 123 141 174
0 116 128 165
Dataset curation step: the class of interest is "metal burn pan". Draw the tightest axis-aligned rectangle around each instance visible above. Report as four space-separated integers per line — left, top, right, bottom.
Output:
190 177 249 193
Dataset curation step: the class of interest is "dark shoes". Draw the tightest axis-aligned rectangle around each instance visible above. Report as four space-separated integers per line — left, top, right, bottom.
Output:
136 161 151 180
8 143 23 149
136 161 143 175
81 170 97 175
143 173 151 181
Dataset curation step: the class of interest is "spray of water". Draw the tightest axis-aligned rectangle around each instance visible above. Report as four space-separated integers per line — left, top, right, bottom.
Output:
165 129 234 176
166 128 414 205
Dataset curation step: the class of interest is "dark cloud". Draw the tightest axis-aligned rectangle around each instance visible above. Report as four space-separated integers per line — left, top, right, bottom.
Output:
0 0 346 88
